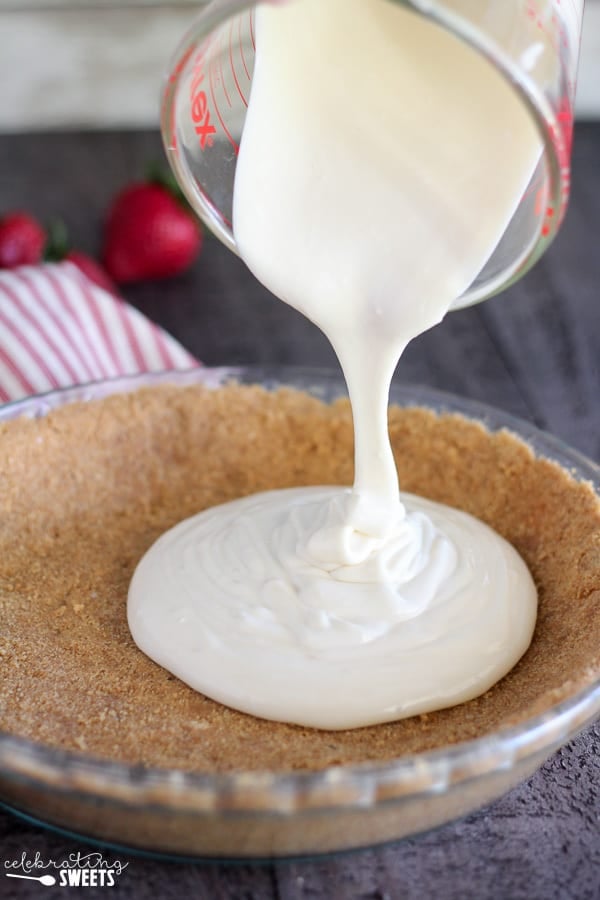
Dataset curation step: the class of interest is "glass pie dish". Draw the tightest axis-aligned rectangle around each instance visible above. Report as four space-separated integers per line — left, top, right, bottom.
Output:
0 365 598 861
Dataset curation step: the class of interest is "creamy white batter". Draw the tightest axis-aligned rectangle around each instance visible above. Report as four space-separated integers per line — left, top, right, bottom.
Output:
129 487 536 729
129 0 541 729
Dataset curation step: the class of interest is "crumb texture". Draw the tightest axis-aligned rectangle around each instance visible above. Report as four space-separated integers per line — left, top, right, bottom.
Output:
0 384 598 773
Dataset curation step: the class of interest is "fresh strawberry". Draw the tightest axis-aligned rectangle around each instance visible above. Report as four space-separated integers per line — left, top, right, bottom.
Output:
0 212 46 268
66 250 117 296
103 182 202 284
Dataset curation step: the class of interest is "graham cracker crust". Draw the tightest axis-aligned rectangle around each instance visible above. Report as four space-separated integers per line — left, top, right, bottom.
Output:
0 384 598 773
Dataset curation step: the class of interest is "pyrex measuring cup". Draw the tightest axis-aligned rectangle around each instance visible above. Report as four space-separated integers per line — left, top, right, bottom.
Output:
161 0 583 307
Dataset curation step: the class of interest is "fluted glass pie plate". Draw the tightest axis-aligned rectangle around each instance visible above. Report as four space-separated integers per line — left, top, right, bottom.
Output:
0 365 598 861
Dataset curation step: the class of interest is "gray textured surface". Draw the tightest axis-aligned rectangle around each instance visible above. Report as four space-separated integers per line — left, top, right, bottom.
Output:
0 127 598 898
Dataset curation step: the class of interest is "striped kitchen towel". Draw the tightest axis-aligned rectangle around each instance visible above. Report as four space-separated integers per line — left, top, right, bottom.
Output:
0 262 198 404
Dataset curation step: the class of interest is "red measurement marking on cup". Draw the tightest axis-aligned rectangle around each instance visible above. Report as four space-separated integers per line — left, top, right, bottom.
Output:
189 46 219 150
530 185 556 239
169 42 196 85
217 34 233 108
524 0 576 233
534 187 546 217
545 102 573 232
551 97 574 180
239 15 251 81
208 53 239 153
164 41 197 147
544 205 555 236
249 10 256 50
557 96 574 157
229 19 249 107
526 0 583 53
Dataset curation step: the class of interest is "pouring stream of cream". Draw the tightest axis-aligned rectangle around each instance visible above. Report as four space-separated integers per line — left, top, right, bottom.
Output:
129 0 539 729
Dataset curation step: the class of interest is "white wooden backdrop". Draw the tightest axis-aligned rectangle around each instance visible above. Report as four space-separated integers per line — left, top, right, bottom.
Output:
0 0 598 131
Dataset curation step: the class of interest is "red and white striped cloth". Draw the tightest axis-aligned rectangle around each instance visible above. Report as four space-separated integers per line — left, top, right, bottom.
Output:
0 263 198 404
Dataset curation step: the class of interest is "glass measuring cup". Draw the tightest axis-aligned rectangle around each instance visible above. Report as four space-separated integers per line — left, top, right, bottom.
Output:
161 0 583 307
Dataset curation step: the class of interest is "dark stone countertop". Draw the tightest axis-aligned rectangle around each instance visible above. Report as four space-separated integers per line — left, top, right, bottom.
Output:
0 126 598 900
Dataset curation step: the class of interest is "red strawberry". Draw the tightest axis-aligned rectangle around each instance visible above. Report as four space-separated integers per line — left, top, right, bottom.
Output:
0 212 46 268
103 182 202 284
66 250 117 296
